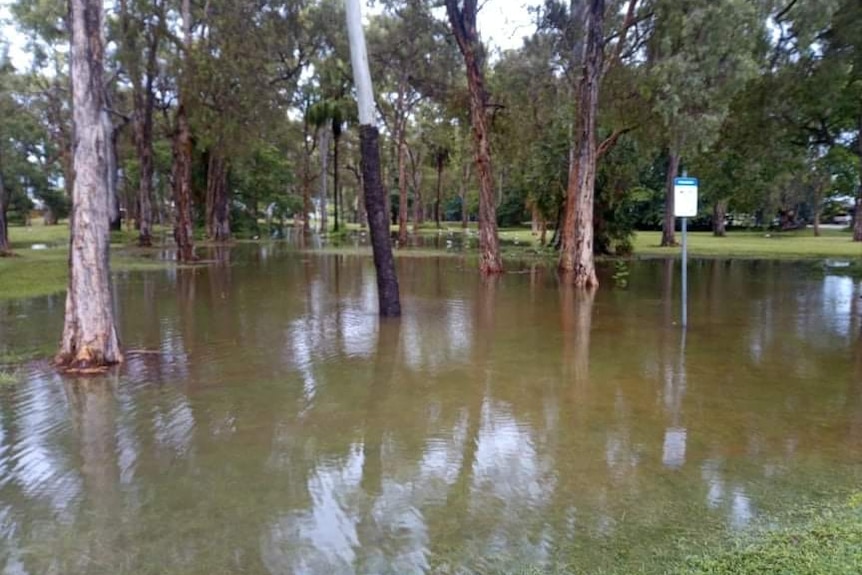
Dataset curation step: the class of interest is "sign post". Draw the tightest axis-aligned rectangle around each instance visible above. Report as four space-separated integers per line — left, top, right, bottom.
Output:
673 176 698 328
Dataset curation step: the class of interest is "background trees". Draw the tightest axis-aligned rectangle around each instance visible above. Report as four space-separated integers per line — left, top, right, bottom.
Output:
0 0 859 272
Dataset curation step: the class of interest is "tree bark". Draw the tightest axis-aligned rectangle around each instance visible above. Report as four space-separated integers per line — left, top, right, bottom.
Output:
435 156 444 229
0 152 9 256
558 0 603 288
207 148 230 242
460 161 470 229
397 127 409 245
58 0 122 369
445 0 503 274
661 148 680 247
172 0 195 262
713 199 727 237
318 129 329 233
102 108 122 232
410 148 423 229
854 114 862 242
333 123 341 232
133 19 159 247
346 0 401 317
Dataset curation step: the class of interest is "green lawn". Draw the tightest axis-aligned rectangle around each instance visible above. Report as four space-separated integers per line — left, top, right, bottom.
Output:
0 222 173 300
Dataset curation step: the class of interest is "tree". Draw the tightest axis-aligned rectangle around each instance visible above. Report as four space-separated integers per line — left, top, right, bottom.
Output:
558 0 605 287
648 0 761 246
444 0 503 274
172 0 195 262
57 0 122 369
117 0 167 246
346 0 401 316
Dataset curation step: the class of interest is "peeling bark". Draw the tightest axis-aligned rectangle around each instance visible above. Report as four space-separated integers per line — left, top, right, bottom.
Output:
58 0 122 369
445 0 502 274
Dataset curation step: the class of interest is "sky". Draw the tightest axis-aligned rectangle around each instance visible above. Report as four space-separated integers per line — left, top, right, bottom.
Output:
0 0 538 71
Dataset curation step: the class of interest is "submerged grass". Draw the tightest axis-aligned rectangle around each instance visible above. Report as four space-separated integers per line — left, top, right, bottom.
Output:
1 223 175 300
480 494 862 575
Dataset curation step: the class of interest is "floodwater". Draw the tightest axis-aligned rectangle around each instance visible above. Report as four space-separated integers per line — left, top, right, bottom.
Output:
1 245 861 574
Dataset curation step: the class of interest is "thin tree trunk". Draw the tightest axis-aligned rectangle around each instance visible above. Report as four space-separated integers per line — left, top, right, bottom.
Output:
435 159 444 229
412 160 423 229
135 32 159 247
207 148 230 242
333 127 341 232
445 0 503 274
102 109 122 232
397 128 409 245
319 129 329 233
713 199 727 237
0 150 9 255
854 114 862 242
173 0 195 262
558 0 603 288
662 148 680 247
346 0 401 317
460 161 471 229
58 0 122 368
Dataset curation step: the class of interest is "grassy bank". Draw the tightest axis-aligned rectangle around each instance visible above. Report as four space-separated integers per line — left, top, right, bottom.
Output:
0 222 174 300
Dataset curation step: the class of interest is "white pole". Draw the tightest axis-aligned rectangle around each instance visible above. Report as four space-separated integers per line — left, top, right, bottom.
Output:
681 216 687 328
345 0 375 127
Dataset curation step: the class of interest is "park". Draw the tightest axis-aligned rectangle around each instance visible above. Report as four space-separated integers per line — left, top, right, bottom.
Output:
1 0 861 573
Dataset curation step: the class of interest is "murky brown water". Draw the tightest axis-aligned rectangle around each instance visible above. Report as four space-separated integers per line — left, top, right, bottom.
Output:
1 245 861 574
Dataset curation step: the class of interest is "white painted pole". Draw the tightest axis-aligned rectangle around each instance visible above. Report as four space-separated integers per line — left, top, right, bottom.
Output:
681 216 687 328
345 0 375 127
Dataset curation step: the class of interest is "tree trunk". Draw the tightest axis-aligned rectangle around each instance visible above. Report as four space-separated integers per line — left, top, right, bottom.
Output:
58 0 122 369
412 161 423 229
854 114 862 242
0 152 9 255
172 0 195 263
333 126 341 233
445 0 502 274
102 109 122 232
318 129 329 233
713 199 727 237
558 0 603 288
134 30 159 247
662 148 680 247
460 161 470 229
435 159 444 229
346 0 401 317
0 144 10 255
397 128 409 244
207 148 230 242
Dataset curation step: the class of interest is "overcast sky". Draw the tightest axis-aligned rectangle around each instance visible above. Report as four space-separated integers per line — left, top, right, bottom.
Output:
0 0 538 70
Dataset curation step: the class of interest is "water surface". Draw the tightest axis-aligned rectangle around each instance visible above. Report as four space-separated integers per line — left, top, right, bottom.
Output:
1 246 860 574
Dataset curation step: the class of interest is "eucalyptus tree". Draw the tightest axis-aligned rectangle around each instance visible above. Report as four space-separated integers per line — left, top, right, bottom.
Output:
647 0 762 246
444 0 503 274
115 0 168 246
58 0 122 368
172 0 195 261
346 0 401 316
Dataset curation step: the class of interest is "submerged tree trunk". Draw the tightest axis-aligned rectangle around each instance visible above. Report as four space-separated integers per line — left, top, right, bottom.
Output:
58 0 122 369
346 0 401 317
713 199 727 237
661 148 681 247
207 149 230 242
102 108 122 232
558 0 603 288
134 35 159 247
172 0 195 263
445 0 502 274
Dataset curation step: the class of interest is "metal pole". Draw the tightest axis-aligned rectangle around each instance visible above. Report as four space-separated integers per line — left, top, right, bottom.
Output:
681 216 688 328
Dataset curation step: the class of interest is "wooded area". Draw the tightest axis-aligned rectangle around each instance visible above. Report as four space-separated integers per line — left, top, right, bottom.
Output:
1 0 861 338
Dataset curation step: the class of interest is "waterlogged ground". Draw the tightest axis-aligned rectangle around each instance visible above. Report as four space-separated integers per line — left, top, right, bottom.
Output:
1 244 861 574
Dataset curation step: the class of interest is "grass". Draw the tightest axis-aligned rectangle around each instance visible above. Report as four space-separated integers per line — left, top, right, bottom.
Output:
480 494 862 575
0 221 175 300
